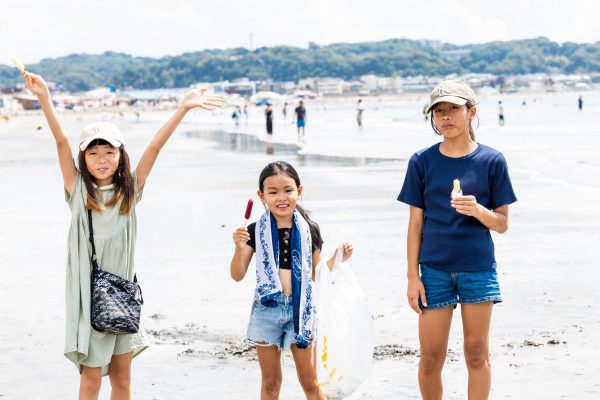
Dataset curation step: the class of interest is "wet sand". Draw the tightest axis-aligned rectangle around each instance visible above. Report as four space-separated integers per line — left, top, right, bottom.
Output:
0 99 599 399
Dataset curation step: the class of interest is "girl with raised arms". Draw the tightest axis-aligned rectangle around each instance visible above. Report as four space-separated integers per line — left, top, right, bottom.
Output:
22 70 223 399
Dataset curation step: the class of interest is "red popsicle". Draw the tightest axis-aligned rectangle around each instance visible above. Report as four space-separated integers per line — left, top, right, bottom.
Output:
243 199 253 227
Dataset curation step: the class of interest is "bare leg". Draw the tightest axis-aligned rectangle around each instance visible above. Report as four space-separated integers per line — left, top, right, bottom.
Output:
461 302 494 400
290 344 326 400
418 306 454 400
79 366 102 400
108 352 133 400
256 345 283 400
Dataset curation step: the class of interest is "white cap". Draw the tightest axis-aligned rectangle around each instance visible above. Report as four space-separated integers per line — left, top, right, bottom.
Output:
79 122 124 151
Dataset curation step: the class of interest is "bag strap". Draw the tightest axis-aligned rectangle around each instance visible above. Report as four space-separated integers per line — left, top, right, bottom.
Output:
87 209 99 270
87 209 143 303
134 274 144 304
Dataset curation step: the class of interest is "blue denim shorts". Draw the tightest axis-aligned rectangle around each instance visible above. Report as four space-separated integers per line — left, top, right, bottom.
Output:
246 293 295 350
419 264 502 310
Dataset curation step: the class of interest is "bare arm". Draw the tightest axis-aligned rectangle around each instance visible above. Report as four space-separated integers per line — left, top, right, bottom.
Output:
136 89 224 190
312 249 322 280
325 243 354 270
230 227 254 281
23 72 77 193
407 206 426 313
451 196 510 234
475 204 509 233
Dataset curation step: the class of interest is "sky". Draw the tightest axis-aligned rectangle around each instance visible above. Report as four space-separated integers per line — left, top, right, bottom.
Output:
2 0 600 65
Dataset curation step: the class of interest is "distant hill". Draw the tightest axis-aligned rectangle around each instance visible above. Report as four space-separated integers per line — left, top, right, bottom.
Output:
1 37 599 92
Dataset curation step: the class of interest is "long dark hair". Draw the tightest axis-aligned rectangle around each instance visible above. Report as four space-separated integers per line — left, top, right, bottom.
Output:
259 161 323 251
78 139 135 215
430 100 477 141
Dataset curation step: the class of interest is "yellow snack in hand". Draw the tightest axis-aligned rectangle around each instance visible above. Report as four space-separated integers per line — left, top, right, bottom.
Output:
451 178 462 199
10 54 25 72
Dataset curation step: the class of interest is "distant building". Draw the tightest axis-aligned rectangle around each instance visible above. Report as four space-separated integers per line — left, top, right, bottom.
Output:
315 78 344 95
221 79 256 97
298 78 315 91
461 73 496 88
342 80 362 94
441 49 472 59
402 76 440 92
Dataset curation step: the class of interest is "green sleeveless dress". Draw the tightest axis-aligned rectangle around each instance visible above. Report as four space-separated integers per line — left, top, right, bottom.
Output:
64 172 148 375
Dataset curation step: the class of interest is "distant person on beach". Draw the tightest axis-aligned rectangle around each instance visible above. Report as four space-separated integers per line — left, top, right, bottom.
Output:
243 103 249 125
498 100 505 126
356 99 364 127
398 79 517 400
422 103 429 121
282 101 288 121
294 101 306 142
230 161 353 400
21 70 223 399
265 103 274 137
232 106 241 127
578 95 583 111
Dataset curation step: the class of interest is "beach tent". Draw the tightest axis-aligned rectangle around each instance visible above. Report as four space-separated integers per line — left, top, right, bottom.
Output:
250 91 282 105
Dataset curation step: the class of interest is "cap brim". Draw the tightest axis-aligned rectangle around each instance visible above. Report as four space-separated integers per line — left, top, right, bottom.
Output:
426 96 468 114
79 136 122 151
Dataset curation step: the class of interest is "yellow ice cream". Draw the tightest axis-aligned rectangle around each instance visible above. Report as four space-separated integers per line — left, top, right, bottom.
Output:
10 55 25 72
453 179 461 193
451 179 462 199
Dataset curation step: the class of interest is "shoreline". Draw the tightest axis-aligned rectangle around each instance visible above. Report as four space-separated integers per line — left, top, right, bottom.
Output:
3 87 599 118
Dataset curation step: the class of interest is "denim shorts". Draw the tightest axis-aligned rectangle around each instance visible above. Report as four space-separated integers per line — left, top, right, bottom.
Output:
419 264 502 310
246 293 295 350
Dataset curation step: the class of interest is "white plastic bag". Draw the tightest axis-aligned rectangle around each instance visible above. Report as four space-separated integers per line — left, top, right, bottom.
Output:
316 245 374 399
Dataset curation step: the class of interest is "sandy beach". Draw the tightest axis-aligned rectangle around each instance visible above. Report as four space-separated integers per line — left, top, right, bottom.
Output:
1 93 599 399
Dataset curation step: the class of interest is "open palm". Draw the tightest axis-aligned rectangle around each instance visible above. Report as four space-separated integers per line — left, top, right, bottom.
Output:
22 72 49 97
181 89 224 111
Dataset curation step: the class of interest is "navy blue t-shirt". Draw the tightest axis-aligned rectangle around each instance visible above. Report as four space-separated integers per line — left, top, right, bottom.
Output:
398 143 517 272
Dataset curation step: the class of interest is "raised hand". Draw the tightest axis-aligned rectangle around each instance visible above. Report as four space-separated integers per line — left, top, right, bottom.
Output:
180 88 224 111
232 227 251 250
337 242 354 262
326 242 354 270
21 71 50 99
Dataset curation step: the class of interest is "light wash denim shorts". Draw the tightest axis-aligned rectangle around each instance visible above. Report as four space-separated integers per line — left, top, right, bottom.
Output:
246 293 295 350
419 264 502 310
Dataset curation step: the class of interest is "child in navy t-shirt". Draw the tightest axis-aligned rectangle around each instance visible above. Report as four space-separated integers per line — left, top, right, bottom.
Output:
397 79 516 399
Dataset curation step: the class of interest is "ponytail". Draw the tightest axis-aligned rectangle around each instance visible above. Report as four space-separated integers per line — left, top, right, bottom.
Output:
295 204 323 252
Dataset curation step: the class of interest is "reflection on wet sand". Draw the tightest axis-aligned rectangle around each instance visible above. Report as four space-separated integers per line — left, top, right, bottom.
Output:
185 129 404 167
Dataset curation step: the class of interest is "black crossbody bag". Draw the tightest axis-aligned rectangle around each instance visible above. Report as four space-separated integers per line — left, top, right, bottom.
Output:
88 209 143 335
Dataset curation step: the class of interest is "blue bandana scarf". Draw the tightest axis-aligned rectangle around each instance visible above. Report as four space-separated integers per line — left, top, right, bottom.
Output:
254 209 314 348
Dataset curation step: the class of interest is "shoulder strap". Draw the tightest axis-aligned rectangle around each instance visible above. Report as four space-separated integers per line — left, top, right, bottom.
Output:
87 209 140 291
87 209 99 270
